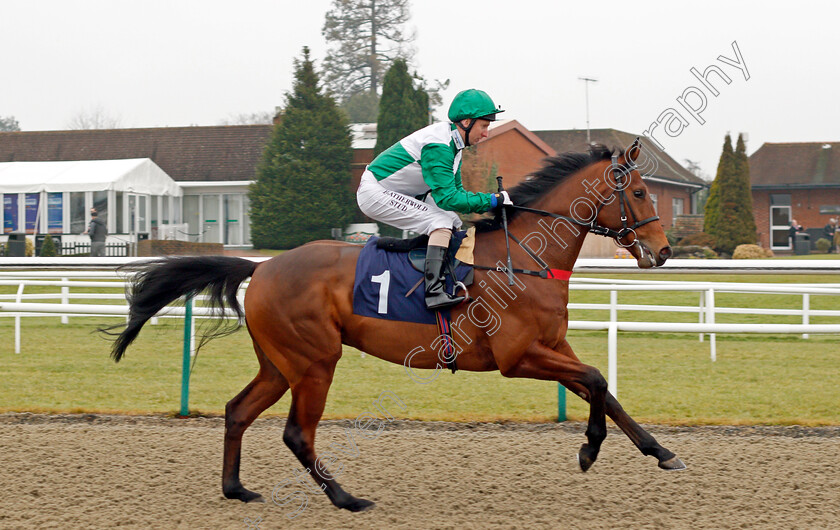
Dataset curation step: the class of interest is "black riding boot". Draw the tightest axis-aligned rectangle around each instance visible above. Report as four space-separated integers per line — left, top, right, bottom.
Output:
424 245 465 310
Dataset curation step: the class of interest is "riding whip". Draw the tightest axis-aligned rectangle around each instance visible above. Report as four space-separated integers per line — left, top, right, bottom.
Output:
497 176 515 286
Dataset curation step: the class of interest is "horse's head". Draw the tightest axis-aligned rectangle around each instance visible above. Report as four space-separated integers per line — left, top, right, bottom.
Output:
473 142 672 269
590 140 671 268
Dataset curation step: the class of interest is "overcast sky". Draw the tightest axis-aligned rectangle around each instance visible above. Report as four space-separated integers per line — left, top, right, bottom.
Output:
3 0 839 180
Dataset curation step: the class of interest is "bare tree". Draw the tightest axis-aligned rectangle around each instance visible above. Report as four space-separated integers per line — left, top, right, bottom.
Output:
66 105 123 130
683 158 709 181
0 115 21 131
217 111 276 125
321 0 416 100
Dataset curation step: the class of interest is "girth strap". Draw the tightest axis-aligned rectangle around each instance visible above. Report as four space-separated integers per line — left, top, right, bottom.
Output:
435 311 458 373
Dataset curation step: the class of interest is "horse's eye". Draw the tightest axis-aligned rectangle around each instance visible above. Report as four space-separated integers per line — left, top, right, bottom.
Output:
633 189 645 198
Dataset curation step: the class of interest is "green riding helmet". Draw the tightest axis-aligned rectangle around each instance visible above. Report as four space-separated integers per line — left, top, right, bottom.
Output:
448 89 505 122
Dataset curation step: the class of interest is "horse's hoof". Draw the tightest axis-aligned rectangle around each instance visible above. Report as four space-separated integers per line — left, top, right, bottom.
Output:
577 446 597 473
341 497 376 512
224 487 264 503
658 456 687 471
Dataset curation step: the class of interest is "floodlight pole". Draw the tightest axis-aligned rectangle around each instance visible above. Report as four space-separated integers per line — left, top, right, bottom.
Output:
579 77 598 144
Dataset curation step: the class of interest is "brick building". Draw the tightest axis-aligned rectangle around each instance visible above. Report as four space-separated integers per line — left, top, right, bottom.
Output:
466 120 556 188
750 142 840 250
533 128 707 229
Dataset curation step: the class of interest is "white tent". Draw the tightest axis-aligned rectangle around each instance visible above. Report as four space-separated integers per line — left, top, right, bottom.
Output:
0 158 182 196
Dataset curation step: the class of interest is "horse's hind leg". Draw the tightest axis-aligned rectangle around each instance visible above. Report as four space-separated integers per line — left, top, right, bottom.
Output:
502 341 608 472
563 383 686 470
223 343 290 503
283 357 375 512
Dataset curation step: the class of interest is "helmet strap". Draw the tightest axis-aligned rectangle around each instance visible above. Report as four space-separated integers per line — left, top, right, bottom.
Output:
456 118 477 147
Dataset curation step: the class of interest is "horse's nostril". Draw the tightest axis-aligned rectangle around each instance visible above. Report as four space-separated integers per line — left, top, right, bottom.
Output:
659 247 673 261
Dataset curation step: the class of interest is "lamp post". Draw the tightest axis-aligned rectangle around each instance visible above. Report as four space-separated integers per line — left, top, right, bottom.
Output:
578 76 598 144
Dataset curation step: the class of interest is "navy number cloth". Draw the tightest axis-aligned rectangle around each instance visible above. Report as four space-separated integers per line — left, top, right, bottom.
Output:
352 234 472 324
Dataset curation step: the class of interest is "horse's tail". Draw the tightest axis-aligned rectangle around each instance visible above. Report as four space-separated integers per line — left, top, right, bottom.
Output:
102 256 258 362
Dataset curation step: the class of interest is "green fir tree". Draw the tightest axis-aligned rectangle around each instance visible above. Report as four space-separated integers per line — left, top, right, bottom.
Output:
704 134 733 245
39 234 58 257
718 133 757 250
374 59 429 156
248 47 354 249
704 133 758 254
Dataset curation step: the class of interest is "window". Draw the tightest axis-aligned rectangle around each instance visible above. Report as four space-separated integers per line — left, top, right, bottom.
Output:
770 194 791 206
243 194 251 246
202 194 221 243
151 196 159 235
650 193 658 214
161 196 170 224
770 194 792 249
70 192 85 233
138 195 147 233
3 194 19 233
183 195 200 241
116 192 124 233
672 198 685 225
224 194 243 245
24 193 39 234
172 196 182 224
93 191 108 220
47 192 63 234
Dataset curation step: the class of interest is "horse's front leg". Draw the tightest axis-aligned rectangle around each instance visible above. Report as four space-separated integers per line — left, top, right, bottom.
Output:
563 383 686 471
501 340 607 472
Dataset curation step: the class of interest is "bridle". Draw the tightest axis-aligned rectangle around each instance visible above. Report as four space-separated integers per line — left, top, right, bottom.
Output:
472 147 661 282
508 152 660 247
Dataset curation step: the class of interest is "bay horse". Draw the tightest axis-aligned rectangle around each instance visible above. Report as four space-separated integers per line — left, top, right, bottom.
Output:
107 141 684 512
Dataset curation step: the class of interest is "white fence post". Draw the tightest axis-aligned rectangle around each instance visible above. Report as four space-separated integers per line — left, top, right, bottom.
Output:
802 293 810 340
609 290 618 325
61 277 69 324
190 310 197 357
15 283 24 354
698 291 705 342
608 321 618 398
706 288 716 362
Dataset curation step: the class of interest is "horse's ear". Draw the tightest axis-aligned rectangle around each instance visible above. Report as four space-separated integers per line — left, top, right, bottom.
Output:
626 137 641 163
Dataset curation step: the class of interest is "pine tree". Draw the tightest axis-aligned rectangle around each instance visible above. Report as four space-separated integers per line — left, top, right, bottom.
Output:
341 91 380 123
321 0 415 100
39 234 58 257
374 59 428 155
704 134 733 242
720 133 757 248
249 48 354 249
704 133 757 254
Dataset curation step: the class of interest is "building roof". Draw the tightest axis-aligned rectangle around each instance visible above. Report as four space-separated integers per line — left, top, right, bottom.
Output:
749 142 840 188
0 125 273 182
533 128 706 187
0 158 182 195
0 124 384 183
488 120 556 156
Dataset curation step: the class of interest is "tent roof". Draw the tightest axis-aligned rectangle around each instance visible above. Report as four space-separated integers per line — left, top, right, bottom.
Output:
0 158 182 196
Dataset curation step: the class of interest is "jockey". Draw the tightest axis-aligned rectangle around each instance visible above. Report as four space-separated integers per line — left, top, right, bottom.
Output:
357 88 513 310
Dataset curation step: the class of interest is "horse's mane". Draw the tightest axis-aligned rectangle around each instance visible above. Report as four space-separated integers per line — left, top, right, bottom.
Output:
472 143 620 233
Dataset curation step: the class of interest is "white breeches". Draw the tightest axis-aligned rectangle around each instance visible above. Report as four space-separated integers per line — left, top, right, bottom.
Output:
356 170 462 236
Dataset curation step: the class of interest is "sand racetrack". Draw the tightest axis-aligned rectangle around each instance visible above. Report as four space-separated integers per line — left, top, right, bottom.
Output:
1 414 839 529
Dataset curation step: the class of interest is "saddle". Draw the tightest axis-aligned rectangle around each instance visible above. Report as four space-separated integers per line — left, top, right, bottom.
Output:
376 234 475 287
